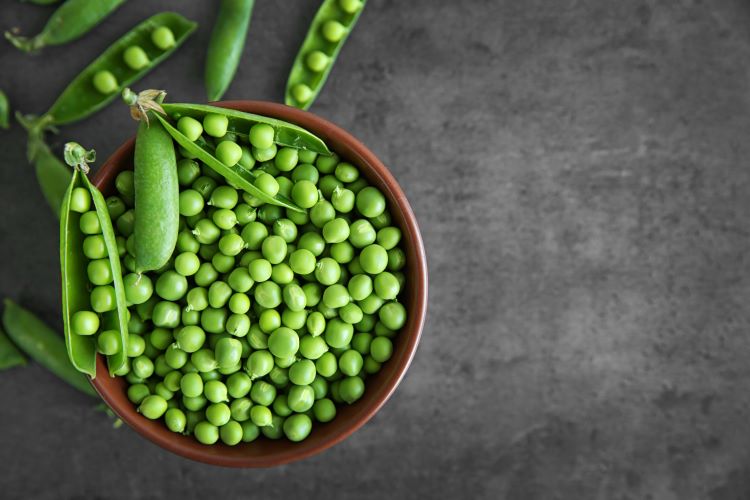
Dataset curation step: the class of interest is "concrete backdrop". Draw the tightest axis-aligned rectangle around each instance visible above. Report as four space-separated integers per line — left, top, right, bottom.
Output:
2 0 750 498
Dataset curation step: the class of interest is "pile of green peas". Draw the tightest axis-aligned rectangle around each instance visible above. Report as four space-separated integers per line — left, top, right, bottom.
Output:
92 25 176 95
109 117 408 445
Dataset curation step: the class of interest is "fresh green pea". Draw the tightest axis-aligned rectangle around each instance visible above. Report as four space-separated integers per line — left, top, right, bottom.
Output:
234 204 256 225
287 384 315 412
250 380 277 406
82 235 107 260
373 271 400 300
139 394 168 419
155 270 188 301
315 351 337 377
313 398 336 422
322 284 350 309
230 397 253 422
356 186 386 218
306 50 329 72
246 350 274 379
216 141 243 167
324 318 353 348
310 199 335 228
306 311 326 337
194 263 219 287
179 189 205 216
202 113 229 137
259 309 281 333
192 176 218 199
358 293 384 315
152 25 176 49
268 327 299 358
330 241 355 264
339 302 363 324
90 285 116 313
204 379 229 403
132 355 154 379
149 328 173 350
250 405 272 427
212 208 237 230
96 329 119 355
338 349 363 376
272 394 293 417
349 219 376 248
339 376 365 404
302 282 323 307
127 383 150 404
248 123 274 149
248 258 273 282
281 309 307 330
175 325 206 353
258 204 284 224
71 310 99 336
283 284 307 312
379 301 407 330
79 211 101 235
241 221 269 249
387 247 406 271
194 421 219 444
180 372 204 397
376 226 402 249
283 413 312 442
163 407 186 433
319 175 343 200
289 359 316 385
228 293 251 314
315 257 341 285
92 70 118 94
193 218 221 244
298 232 326 256
322 218 350 244
334 162 359 183
200 307 228 334
359 244 388 274
252 144 277 163
226 313 251 337
212 253 235 273
177 159 200 186
255 281 282 308
331 186 355 213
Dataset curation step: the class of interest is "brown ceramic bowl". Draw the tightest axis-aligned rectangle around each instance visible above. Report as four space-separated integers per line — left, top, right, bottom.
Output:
90 101 427 467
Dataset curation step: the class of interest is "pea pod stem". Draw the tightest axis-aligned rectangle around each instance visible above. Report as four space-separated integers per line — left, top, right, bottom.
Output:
2 300 97 397
285 0 367 110
38 12 196 126
5 0 126 53
204 0 255 101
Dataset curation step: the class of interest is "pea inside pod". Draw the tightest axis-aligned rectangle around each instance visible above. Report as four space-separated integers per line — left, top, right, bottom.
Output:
285 0 366 110
5 0 126 53
60 143 129 376
31 12 196 127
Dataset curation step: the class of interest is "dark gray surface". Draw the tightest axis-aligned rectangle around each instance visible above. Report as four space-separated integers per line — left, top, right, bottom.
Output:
2 0 750 498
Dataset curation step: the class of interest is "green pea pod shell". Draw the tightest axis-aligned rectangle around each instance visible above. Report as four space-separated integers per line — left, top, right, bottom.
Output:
0 326 27 371
154 113 305 213
285 0 366 110
161 102 330 155
2 300 97 396
0 90 9 129
31 137 73 217
205 0 255 102
5 0 126 53
134 115 179 273
41 12 197 126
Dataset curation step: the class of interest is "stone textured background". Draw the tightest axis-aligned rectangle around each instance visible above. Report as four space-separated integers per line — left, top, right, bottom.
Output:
2 0 750 498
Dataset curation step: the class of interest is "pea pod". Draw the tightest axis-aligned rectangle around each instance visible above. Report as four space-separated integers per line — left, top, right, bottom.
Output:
0 326 27 371
162 102 330 154
154 113 305 213
125 90 179 273
5 0 126 53
205 0 255 101
0 90 9 129
285 0 366 110
31 12 196 127
61 144 129 376
2 300 96 396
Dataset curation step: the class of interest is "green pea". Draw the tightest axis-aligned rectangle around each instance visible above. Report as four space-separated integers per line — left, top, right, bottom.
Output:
315 257 341 285
280 310 306 331
258 204 284 224
259 309 281 333
331 186 355 213
149 328 173 350
71 310 99 336
250 405 272 427
155 271 188 301
356 186 386 218
217 420 242 446
376 226 402 249
254 281 282 308
287 384 315 413
298 232 326 256
180 372 204 398
132 355 154 379
96 329 119 355
184 287 207 313
179 189 205 216
286 249 314 276
228 293 251 315
193 218 221 244
359 244 388 274
309 375 328 400
302 283 323 307
248 258 273 282
313 398 336 422
309 203 334 233
364 355 381 374
204 379 229 403
162 407 185 433
127 383 150 404
330 241 355 264
271 147 297 172
283 413 312 442
181 308 200 326
79 211 101 235
239 420 260 442
387 247 406 271
379 301 407 330
212 208 237 230
306 311 326 338
324 319 353 348
234 204 256 225
339 349 363 377
358 293 384 315
247 326 268 351
334 162 359 183
322 284 350 309
250 380 277 406
174 252 200 276
306 50 329 72
69 187 91 213
339 302 363 325
201 307 228 334
283 284 307 312
207 281 231 309
246 350 274 379
373 271 400 300
226 313 250 337
268 327 299 358
339 376 365 404
92 70 118 94
177 116 203 141
215 141 243 167
174 325 205 353
241 221 269 249
230 397 253 422
194 421 219 444
106 196 126 220
348 220 375 248
126 334 146 358
192 176 218 199
315 351 337 377
89 285 116 313
292 164 319 184
289 359 316 386
203 113 229 137
138 395 168 419
321 20 346 43
177 159 201 186
204 402 230 426
291 83 313 104
212 252 235 273
275 355 296 369
270 394 292 417
374 320 396 338
116 210 135 236
320 218 348 244
152 25 176 49
368 336 393 362
248 123 274 149
194 262 219 287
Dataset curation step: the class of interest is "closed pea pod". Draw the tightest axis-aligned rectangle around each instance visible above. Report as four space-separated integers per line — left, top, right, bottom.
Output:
205 0 256 101
5 0 126 53
285 0 367 109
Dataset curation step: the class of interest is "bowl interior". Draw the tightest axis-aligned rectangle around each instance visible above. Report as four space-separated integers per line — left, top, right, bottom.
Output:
91 101 427 467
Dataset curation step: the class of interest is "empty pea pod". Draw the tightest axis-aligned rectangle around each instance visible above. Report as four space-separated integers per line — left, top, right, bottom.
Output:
60 143 129 376
5 0 126 53
0 90 9 129
2 300 96 396
161 102 330 154
285 0 366 109
0 325 27 371
28 12 196 127
205 0 256 101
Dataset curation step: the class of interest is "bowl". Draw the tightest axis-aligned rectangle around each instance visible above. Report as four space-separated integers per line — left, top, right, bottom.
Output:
89 101 428 467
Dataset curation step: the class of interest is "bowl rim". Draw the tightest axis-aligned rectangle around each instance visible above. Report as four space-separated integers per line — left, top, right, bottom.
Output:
89 100 428 467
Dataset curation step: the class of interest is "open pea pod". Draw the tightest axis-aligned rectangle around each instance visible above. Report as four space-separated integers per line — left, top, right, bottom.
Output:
154 113 306 213
61 147 129 377
41 12 196 126
285 0 366 110
161 102 331 155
